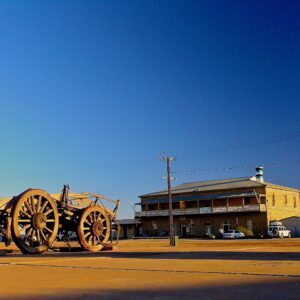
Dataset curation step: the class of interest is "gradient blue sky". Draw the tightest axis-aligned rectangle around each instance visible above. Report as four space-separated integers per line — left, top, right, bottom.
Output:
0 1 299 218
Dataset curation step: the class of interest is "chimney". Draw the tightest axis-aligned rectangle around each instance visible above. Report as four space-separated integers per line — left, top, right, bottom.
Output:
255 166 264 182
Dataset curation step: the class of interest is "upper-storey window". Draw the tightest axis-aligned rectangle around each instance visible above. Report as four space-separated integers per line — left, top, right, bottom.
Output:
272 194 276 206
244 197 251 205
186 201 198 208
186 201 192 208
173 202 180 209
285 195 288 206
148 204 157 211
294 196 297 208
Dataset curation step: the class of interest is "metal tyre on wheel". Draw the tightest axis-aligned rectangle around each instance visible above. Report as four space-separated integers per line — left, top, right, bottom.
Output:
11 189 59 254
78 206 111 252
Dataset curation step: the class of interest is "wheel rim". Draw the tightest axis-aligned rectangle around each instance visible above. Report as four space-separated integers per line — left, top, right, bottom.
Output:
78 206 111 252
11 189 59 254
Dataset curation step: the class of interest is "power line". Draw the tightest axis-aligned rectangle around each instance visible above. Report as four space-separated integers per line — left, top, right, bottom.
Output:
79 159 300 193
56 158 300 195
176 132 300 160
172 159 300 174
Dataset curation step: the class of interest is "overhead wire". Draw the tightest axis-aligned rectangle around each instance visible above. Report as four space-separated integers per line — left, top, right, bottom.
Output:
46 133 300 195
176 132 300 160
66 159 300 194
172 159 300 174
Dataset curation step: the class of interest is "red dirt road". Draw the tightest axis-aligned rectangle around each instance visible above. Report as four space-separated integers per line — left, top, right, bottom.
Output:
0 239 300 299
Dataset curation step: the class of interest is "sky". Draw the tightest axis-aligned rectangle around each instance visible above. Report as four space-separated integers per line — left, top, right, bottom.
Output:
0 1 299 218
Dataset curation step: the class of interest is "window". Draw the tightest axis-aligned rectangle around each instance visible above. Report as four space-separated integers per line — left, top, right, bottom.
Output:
173 202 179 209
186 201 193 208
222 220 230 232
272 194 276 206
285 195 288 206
247 220 253 230
148 204 157 211
189 220 196 235
152 221 157 230
294 196 297 208
244 197 251 205
205 224 211 235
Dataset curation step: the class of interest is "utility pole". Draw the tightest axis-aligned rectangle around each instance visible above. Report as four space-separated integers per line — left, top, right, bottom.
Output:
161 154 176 246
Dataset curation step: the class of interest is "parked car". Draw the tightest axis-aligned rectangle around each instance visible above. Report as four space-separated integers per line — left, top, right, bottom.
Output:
267 222 291 238
222 230 245 239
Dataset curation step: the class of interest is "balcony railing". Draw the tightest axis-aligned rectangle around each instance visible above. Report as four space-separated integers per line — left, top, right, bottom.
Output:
135 204 266 217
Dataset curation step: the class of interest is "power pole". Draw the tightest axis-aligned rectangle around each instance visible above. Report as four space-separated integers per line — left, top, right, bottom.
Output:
161 154 176 247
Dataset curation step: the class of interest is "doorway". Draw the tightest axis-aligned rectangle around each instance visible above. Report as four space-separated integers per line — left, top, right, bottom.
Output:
222 220 231 232
205 222 212 235
181 225 187 237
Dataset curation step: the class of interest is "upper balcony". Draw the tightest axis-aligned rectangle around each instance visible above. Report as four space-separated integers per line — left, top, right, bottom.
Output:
135 204 266 218
135 191 266 218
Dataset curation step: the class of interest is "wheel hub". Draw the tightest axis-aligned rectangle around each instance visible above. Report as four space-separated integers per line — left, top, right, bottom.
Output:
33 212 47 230
92 220 103 236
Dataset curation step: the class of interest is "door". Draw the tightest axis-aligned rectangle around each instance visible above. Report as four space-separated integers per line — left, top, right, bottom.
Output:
247 220 253 230
181 225 187 237
205 224 211 235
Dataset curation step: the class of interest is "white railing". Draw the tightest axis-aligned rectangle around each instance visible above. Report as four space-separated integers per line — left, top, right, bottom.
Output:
200 207 212 214
213 207 227 213
228 206 244 212
135 204 266 217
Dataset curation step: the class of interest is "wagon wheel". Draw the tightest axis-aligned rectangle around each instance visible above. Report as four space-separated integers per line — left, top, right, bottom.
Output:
11 189 59 254
77 206 111 252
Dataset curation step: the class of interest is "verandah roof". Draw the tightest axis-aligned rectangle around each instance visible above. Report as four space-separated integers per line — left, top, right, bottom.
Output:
135 190 261 205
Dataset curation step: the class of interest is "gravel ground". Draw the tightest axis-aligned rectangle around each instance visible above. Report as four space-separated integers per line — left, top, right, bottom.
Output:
0 239 299 299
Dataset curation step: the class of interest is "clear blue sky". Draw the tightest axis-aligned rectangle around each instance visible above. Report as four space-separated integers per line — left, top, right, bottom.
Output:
0 1 299 218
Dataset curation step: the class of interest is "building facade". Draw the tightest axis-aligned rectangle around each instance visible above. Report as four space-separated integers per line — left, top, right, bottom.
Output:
117 219 141 239
135 168 300 237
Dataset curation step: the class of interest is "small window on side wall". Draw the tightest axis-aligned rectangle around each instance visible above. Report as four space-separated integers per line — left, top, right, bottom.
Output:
272 194 276 206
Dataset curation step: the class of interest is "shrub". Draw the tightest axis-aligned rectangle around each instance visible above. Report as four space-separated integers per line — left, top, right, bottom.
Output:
236 226 254 237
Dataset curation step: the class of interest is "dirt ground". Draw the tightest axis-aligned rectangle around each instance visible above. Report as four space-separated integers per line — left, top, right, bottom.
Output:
0 238 300 299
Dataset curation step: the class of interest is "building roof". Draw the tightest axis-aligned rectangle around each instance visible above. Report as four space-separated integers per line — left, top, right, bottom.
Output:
117 219 140 225
139 176 300 198
140 177 264 197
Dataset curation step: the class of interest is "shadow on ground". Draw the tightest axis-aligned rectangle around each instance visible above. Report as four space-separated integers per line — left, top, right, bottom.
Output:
2 279 300 300
1 250 300 261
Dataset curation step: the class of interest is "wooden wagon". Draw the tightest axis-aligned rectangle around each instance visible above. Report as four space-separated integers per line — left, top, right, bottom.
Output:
0 185 120 254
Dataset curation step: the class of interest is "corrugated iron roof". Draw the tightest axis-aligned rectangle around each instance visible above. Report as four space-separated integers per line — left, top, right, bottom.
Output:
139 177 264 197
116 219 140 225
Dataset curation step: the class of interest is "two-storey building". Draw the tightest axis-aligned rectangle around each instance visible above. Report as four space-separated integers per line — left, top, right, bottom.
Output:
135 167 300 237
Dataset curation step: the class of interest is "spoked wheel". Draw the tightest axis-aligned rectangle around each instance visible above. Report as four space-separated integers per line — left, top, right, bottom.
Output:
77 206 111 252
11 189 59 254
